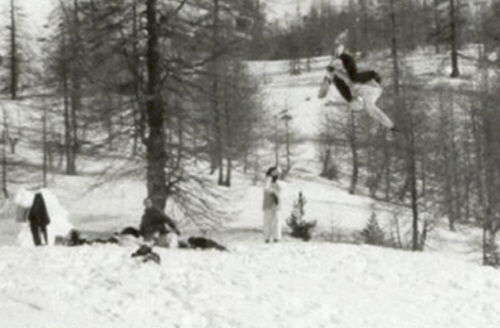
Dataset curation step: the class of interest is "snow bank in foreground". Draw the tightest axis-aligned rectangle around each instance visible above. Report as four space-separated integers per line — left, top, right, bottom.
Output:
1 243 499 328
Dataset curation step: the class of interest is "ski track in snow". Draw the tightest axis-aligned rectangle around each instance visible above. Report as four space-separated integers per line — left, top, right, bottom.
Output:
1 243 500 328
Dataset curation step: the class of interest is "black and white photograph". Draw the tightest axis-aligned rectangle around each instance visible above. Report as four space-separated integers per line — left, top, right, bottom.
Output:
0 0 500 327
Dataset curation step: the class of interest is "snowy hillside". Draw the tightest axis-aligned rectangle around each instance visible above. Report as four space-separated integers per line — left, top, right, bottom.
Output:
1 243 500 328
0 43 498 327
0 48 490 254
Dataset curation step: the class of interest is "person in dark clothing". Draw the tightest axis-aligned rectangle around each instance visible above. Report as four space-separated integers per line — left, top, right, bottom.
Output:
120 226 141 238
28 193 50 246
131 245 161 264
335 43 395 130
140 198 180 242
318 65 354 103
337 50 382 84
187 237 228 251
319 39 397 131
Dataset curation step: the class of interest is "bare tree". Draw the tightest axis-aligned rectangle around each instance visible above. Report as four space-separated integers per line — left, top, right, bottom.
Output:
347 106 359 195
143 0 168 209
8 0 18 99
0 105 9 197
449 0 460 77
280 109 293 177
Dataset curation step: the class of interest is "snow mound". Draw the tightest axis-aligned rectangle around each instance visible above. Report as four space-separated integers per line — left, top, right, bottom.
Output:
0 243 499 328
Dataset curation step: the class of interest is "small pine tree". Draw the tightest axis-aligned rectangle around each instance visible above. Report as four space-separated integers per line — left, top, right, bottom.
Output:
484 233 499 267
485 243 499 267
287 192 317 241
361 213 386 246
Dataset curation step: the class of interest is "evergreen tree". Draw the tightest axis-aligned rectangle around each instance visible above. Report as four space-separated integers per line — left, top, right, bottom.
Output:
361 213 386 246
287 192 316 241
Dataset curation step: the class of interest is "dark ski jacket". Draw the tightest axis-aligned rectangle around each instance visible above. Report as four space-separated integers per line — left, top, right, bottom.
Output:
29 193 50 227
140 208 180 237
187 237 227 251
28 193 50 246
339 53 381 84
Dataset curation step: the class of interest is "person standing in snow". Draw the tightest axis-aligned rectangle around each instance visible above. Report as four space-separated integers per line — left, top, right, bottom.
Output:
318 39 397 132
14 188 73 247
28 193 50 246
262 167 282 243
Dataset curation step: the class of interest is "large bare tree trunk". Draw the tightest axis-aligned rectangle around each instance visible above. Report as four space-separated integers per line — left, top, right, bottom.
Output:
145 0 168 209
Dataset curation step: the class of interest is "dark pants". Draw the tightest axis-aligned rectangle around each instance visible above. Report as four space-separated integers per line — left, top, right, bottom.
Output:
30 221 48 246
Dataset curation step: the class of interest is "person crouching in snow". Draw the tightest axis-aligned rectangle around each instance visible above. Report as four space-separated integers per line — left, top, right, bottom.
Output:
262 167 282 243
140 198 180 247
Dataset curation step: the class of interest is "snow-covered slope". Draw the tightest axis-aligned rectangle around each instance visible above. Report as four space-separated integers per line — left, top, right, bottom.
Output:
0 48 489 255
1 243 500 328
0 46 497 327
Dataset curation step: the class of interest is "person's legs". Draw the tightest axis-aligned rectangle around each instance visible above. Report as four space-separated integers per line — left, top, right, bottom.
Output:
155 232 168 247
166 232 179 248
40 224 48 245
271 209 281 242
29 219 41 246
263 210 272 242
350 85 364 111
359 84 394 129
142 230 155 244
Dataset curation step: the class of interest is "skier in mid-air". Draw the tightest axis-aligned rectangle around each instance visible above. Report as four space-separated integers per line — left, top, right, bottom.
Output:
318 32 397 132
